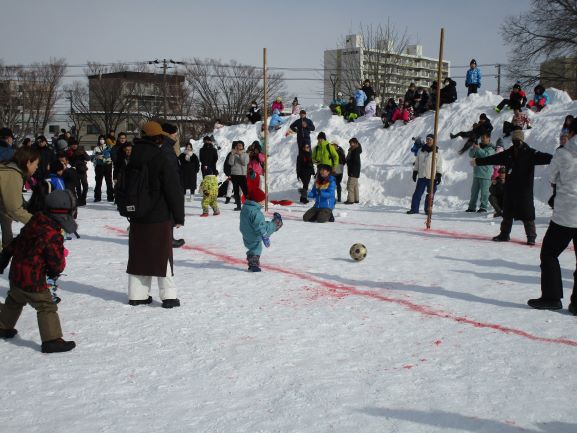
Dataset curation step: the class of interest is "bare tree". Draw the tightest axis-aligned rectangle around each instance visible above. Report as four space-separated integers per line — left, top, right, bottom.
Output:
184 58 286 127
501 0 577 87
0 62 23 130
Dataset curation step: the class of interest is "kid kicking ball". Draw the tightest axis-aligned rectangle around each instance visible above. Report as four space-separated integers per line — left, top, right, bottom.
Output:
349 243 367 261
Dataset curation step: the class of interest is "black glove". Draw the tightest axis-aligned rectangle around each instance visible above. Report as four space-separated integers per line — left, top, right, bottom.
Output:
434 173 442 186
412 171 418 182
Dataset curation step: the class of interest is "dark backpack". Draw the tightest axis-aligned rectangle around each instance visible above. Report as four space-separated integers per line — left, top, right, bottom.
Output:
223 151 232 176
115 160 160 219
26 179 52 214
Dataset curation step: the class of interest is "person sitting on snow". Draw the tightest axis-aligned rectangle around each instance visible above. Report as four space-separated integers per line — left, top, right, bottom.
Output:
450 113 493 155
495 82 527 113
527 84 549 112
502 104 532 137
330 92 347 115
271 96 284 114
268 109 287 132
390 100 414 126
413 87 430 116
382 98 397 128
303 164 336 223
440 77 458 106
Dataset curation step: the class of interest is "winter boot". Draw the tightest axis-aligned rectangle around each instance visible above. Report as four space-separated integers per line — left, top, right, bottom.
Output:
172 238 185 248
450 133 457 139
200 212 209 217
527 298 562 310
0 328 17 339
225 197 231 204
128 296 153 306
477 208 487 213
568 303 577 316
527 237 536 246
465 208 476 212
492 233 510 242
162 299 181 309
300 196 309 204
213 209 220 216
41 338 76 353
248 255 261 272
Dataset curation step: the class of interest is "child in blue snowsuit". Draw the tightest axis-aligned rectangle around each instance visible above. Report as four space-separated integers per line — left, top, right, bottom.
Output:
239 188 283 272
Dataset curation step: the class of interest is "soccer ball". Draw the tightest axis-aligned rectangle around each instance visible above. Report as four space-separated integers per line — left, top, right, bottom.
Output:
349 243 367 261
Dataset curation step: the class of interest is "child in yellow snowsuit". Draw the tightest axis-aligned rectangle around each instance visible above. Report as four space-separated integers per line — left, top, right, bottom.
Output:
199 170 220 217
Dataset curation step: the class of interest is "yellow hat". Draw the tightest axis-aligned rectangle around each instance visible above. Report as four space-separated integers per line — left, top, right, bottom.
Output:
142 121 163 137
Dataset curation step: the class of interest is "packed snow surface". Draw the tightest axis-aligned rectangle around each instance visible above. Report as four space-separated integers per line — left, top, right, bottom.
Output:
1 89 577 433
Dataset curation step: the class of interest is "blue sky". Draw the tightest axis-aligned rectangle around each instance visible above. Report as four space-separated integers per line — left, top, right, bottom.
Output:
1 0 532 105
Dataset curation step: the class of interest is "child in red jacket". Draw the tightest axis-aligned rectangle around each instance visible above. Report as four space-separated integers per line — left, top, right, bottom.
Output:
0 190 77 353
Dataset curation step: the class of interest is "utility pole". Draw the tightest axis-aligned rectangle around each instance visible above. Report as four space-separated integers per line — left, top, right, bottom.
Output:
147 59 184 121
496 64 501 95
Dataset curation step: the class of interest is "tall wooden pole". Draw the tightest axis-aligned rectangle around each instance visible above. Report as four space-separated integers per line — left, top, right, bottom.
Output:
263 48 269 212
426 28 444 229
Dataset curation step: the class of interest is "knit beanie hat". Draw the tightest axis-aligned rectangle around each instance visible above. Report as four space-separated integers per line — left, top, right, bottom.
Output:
249 188 266 203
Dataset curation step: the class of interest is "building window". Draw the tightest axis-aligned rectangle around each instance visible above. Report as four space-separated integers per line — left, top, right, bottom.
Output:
87 124 101 135
48 125 60 134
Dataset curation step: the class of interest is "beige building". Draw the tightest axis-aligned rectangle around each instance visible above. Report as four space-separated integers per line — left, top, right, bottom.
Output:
324 34 450 103
540 57 577 99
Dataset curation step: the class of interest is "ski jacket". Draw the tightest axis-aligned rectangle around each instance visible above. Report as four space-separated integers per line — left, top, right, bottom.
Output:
67 147 90 173
227 151 249 176
346 144 362 178
247 152 265 176
414 146 444 179
362 85 375 102
354 89 367 107
364 101 377 118
5 212 65 293
511 112 531 129
271 101 284 113
528 90 550 108
289 118 316 140
48 174 65 191
549 138 577 227
308 175 336 209
0 162 32 225
269 110 286 128
239 200 276 246
200 174 219 199
465 67 482 87
509 90 527 107
93 144 113 166
468 144 495 179
312 140 339 169
331 97 347 106
475 141 552 220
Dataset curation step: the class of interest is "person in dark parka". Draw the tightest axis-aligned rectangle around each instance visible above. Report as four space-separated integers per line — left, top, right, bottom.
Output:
289 110 316 149
126 121 185 309
440 78 457 106
361 79 375 106
199 136 219 178
344 137 362 204
296 143 315 204
472 129 552 245
179 142 200 199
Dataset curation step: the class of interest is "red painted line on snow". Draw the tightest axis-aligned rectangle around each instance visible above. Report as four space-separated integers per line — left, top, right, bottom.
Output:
105 225 577 347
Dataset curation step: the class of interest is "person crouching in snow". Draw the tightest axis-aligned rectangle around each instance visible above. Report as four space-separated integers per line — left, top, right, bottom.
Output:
303 164 336 223
239 188 282 272
199 168 220 217
0 190 77 353
407 134 443 214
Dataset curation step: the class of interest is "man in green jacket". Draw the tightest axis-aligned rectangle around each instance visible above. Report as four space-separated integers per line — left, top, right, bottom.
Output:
466 132 495 212
312 132 339 170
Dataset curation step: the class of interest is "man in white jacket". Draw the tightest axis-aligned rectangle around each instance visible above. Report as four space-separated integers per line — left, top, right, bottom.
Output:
528 120 577 313
407 134 443 214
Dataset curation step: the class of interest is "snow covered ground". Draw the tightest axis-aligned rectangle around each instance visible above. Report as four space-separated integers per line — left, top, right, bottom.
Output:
1 90 577 433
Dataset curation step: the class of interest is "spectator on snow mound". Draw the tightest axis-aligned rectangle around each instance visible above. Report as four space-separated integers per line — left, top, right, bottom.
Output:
465 132 495 213
303 164 336 223
361 79 375 106
407 134 444 215
354 86 367 117
450 113 493 155
0 190 78 353
246 100 262 124
472 129 552 245
528 118 577 312
381 98 397 128
489 166 507 218
291 97 301 115
440 77 458 106
344 97 358 122
413 87 430 116
296 142 315 204
330 92 347 116
495 82 527 113
312 132 339 171
360 96 377 120
239 188 283 272
268 109 287 132
271 96 284 114
404 83 417 108
344 137 362 205
465 59 482 95
527 84 550 112
289 110 315 149
389 101 414 126
179 143 199 201
502 106 532 137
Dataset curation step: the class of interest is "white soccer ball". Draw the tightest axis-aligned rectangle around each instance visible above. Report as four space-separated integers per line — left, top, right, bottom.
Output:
349 243 367 261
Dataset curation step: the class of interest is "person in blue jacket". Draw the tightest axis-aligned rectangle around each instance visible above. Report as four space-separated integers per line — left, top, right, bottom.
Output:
354 86 367 117
465 59 482 95
268 109 287 132
303 164 336 223
48 162 66 191
239 188 283 272
527 84 550 112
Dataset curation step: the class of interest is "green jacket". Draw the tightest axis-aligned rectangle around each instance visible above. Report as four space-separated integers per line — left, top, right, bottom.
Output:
312 140 339 168
469 144 495 179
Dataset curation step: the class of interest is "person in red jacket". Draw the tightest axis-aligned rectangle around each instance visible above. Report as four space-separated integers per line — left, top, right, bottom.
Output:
0 190 77 353
495 83 527 112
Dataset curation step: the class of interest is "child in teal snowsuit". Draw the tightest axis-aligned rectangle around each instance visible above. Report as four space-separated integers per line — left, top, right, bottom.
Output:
239 188 282 272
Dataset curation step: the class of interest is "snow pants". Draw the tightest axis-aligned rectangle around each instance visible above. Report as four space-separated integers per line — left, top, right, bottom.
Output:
303 207 333 223
468 178 491 211
410 177 437 214
244 238 264 257
0 285 63 342
128 261 176 301
201 196 219 214
540 221 577 303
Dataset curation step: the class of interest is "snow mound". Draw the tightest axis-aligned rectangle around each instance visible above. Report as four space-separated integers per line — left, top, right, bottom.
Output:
195 89 575 209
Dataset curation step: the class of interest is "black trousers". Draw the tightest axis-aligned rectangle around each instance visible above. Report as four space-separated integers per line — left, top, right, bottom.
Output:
231 175 248 207
540 221 577 303
500 217 536 240
300 174 312 199
94 164 113 201
76 170 88 204
496 99 510 111
334 173 343 201
502 121 515 136
467 84 479 95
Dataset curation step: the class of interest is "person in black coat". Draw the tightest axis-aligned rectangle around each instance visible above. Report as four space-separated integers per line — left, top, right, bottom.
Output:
32 136 55 182
361 80 375 106
126 121 185 309
451 113 494 154
473 129 552 244
246 100 262 124
344 137 362 204
66 140 90 206
440 78 458 106
413 87 430 116
199 136 219 178
290 110 316 149
296 143 315 204
404 83 417 108
112 141 133 185
179 143 199 199
381 98 397 128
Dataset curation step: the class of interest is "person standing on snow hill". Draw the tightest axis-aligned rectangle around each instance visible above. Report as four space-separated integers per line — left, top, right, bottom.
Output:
354 86 367 117
291 97 301 115
440 78 458 106
465 59 482 95
528 119 577 312
0 190 77 353
527 84 550 112
239 188 283 272
289 110 315 150
407 134 443 214
312 132 339 172
246 100 262 124
472 129 552 245
465 132 495 213
361 79 375 106
303 164 336 223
